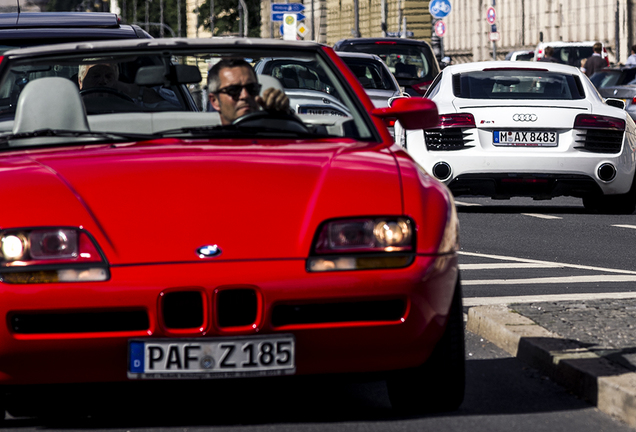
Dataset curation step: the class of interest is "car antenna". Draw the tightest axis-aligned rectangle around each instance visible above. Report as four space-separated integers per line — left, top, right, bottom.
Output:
16 0 20 14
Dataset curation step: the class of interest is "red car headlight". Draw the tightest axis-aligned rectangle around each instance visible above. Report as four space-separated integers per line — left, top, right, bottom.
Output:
0 228 109 283
307 217 415 272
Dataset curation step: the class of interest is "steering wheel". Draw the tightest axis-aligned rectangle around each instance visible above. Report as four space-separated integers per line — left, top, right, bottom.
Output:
80 86 135 103
232 110 309 133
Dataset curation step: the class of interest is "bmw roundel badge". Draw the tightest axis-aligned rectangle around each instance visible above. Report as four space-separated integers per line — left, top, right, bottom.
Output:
196 244 222 258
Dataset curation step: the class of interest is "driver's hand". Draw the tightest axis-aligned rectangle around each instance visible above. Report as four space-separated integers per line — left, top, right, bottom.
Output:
257 88 290 113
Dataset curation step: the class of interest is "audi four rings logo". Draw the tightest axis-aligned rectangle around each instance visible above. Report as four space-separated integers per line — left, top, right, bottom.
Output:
513 114 537 122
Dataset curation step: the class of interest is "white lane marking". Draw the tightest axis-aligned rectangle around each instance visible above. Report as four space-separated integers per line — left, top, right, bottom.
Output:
464 292 636 306
459 251 636 275
612 224 636 230
455 201 482 207
460 263 562 270
521 213 562 220
463 275 636 285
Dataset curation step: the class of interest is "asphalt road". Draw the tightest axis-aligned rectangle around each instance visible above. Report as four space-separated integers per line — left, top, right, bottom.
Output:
3 195 633 431
456 196 636 301
1 330 630 431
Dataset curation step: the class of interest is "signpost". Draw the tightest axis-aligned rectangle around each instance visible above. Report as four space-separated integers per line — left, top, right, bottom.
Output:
272 12 305 21
282 13 297 40
434 20 446 38
486 6 496 24
429 0 451 19
272 3 306 39
486 6 497 60
271 3 305 13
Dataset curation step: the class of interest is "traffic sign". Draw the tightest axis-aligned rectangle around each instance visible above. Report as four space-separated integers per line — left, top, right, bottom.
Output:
489 31 499 42
386 30 414 37
271 3 304 13
272 12 305 21
434 20 446 38
283 13 297 40
297 23 308 37
486 7 496 24
429 0 451 19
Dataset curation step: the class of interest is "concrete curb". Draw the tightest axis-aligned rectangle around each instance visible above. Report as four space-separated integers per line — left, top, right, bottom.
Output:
467 305 636 427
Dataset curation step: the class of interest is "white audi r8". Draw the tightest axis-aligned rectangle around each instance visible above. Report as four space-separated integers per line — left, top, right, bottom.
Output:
397 61 636 213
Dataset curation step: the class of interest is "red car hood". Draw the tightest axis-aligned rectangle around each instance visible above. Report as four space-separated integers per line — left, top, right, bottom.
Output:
0 139 402 265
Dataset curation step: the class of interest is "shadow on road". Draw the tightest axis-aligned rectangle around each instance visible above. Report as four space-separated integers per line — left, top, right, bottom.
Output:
0 356 593 429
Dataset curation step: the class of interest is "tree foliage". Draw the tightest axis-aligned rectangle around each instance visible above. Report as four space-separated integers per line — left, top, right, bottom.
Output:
196 0 260 37
47 0 188 39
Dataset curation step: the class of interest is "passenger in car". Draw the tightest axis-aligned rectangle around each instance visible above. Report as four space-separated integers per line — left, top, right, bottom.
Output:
207 58 291 125
78 63 177 107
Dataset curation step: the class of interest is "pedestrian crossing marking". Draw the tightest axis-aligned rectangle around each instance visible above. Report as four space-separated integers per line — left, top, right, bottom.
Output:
463 275 636 286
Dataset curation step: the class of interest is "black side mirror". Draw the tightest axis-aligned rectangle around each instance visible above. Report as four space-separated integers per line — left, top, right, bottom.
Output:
605 98 626 109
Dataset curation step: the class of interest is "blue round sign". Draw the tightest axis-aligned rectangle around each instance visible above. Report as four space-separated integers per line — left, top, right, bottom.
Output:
429 0 451 19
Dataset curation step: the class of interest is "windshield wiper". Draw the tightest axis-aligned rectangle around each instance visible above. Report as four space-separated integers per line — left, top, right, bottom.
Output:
0 129 155 145
156 125 330 139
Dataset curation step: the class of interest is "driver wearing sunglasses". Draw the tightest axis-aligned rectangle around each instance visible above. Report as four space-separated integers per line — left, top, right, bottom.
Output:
208 58 291 125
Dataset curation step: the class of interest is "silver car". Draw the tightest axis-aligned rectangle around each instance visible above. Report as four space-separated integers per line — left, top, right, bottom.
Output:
336 52 403 108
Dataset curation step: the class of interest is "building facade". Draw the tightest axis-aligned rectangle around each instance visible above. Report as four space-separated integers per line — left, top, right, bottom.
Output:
443 0 636 64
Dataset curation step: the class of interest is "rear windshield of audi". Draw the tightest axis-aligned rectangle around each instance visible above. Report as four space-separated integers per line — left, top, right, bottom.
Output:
452 70 585 100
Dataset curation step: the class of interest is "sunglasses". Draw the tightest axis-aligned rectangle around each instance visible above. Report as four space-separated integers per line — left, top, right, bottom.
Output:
215 83 262 100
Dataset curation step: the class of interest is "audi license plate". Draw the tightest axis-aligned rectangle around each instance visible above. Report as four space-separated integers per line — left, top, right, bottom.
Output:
128 334 295 379
493 130 558 147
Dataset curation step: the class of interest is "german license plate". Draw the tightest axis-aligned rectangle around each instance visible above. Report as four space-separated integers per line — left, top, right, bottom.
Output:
297 106 347 117
128 334 295 379
493 130 558 147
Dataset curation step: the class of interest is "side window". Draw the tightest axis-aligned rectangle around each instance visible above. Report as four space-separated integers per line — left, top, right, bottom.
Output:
425 72 443 98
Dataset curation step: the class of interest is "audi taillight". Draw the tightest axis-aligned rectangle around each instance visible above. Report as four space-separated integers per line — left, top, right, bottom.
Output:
574 114 625 130
439 113 476 128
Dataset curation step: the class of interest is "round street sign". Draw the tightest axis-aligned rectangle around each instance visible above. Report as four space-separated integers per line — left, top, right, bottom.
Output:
486 7 496 24
429 0 451 19
434 20 446 38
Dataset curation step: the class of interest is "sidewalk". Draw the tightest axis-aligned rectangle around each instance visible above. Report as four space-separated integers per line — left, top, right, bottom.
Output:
466 298 636 428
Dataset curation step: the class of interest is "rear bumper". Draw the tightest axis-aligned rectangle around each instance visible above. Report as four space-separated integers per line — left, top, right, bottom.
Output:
0 255 458 385
406 130 636 198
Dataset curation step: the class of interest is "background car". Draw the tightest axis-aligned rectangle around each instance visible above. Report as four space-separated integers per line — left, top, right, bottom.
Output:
0 11 150 53
589 67 636 90
533 40 609 68
397 60 636 214
595 82 636 121
333 37 440 96
337 52 402 108
254 57 351 117
504 49 534 61
0 38 463 417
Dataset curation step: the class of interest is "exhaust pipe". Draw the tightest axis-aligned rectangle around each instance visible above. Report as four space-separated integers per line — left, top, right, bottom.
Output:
598 163 616 182
432 162 452 181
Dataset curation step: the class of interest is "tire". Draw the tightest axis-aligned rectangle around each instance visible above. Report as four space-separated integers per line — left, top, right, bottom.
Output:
386 276 465 414
583 171 636 215
583 193 636 215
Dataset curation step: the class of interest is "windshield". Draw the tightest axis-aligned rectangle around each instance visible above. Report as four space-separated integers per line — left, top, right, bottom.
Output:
341 43 436 82
552 46 594 67
0 45 375 147
454 70 586 100
340 57 398 91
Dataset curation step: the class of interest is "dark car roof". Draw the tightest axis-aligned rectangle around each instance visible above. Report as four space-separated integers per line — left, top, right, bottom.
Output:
334 37 435 48
0 12 150 46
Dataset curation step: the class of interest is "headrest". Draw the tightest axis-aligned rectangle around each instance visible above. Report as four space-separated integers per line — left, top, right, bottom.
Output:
13 77 89 135
257 74 284 96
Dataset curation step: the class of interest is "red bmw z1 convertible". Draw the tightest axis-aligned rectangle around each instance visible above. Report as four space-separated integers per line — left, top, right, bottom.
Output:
0 38 462 417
